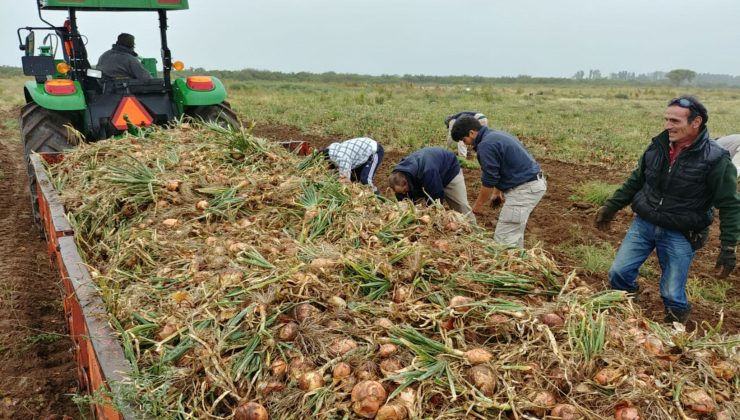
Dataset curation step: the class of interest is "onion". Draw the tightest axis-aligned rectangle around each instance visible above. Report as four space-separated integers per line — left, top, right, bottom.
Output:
540 313 564 328
444 221 459 232
278 322 299 342
593 367 622 386
328 295 347 310
440 318 455 331
449 295 474 313
298 371 325 391
548 367 569 392
463 348 493 365
351 380 388 418
711 361 735 381
466 365 496 397
528 390 556 417
289 357 315 380
614 406 641 420
310 258 340 269
432 240 450 252
165 180 181 192
293 303 319 322
418 215 432 225
378 343 398 358
195 200 209 211
379 359 402 375
681 388 715 413
551 403 581 420
642 335 664 355
162 218 178 227
270 359 287 377
375 317 394 330
356 360 380 381
328 338 358 357
257 380 285 396
332 362 352 382
375 403 408 420
234 402 268 420
392 285 412 303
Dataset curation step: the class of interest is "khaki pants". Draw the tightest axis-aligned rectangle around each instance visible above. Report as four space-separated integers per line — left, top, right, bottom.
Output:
733 153 740 179
494 176 546 247
443 171 476 223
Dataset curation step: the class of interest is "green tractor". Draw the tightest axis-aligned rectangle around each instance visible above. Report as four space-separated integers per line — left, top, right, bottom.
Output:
19 0 240 228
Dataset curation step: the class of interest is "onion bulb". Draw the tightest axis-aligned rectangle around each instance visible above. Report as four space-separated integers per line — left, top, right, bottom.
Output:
328 338 358 357
711 360 735 381
378 343 398 358
356 361 380 381
463 348 493 365
298 371 325 391
614 406 641 420
681 388 715 413
642 335 664 355
418 215 432 225
332 362 352 382
466 365 496 397
270 359 287 377
540 313 565 328
376 403 408 420
593 367 622 386
375 317 394 330
293 303 319 322
289 357 315 380
234 402 268 420
195 200 209 211
351 380 388 418
449 295 474 313
278 322 299 342
528 391 557 417
379 359 402 375
328 295 347 310
165 180 181 192
551 403 581 420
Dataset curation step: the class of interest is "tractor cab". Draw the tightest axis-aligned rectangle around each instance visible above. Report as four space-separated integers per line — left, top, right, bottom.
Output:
20 0 239 228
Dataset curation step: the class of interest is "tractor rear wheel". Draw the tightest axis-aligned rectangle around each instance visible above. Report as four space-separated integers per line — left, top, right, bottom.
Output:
185 102 241 129
20 103 77 232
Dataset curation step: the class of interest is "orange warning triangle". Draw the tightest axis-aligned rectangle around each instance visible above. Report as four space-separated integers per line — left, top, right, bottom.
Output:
111 96 154 130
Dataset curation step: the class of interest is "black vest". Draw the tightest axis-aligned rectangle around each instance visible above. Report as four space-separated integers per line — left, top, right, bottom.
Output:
632 129 728 232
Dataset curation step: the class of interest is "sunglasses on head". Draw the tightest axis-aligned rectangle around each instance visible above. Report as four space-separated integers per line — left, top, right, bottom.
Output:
671 97 694 109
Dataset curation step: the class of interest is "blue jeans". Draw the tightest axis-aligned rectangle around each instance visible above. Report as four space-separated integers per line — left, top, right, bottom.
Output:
608 216 695 312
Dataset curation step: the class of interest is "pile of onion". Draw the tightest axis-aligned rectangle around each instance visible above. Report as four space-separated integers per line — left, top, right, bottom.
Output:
351 380 387 418
234 402 268 420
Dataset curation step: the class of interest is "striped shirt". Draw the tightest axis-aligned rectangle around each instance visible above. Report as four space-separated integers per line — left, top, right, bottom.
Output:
328 137 378 179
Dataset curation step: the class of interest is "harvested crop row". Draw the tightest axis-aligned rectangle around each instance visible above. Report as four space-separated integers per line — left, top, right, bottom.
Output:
49 124 739 419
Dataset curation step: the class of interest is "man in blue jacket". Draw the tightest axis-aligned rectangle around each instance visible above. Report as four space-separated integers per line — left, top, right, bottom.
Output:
451 116 545 247
389 147 475 222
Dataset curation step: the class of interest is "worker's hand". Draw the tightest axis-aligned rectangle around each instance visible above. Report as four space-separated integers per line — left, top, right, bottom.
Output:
490 189 504 208
594 206 616 231
715 244 737 278
338 176 351 185
472 205 484 216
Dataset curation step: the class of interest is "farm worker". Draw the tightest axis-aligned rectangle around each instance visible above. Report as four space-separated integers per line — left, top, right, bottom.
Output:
321 137 384 193
444 111 488 159
594 96 740 324
96 33 152 80
389 147 476 223
715 134 740 178
450 115 545 247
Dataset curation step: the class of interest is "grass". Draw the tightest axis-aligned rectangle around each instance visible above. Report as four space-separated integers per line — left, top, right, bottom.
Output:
686 277 734 304
561 242 615 274
569 181 621 205
23 332 64 345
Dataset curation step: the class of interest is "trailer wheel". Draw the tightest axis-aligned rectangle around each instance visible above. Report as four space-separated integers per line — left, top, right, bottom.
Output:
20 103 76 232
185 102 241 129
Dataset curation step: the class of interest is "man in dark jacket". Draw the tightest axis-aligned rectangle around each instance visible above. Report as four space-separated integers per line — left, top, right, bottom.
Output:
451 116 545 247
96 33 152 80
389 147 475 222
595 96 739 324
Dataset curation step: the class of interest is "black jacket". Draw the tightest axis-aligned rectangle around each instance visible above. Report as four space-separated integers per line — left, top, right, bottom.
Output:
606 128 740 245
96 44 152 80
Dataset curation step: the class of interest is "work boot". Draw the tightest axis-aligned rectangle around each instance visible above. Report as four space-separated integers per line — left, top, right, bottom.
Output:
664 306 691 324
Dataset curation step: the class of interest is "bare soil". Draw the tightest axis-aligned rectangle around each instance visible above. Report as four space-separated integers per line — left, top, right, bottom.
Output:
0 107 79 418
253 123 740 334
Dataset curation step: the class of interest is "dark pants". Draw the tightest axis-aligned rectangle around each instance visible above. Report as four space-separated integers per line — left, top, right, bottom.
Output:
351 144 384 192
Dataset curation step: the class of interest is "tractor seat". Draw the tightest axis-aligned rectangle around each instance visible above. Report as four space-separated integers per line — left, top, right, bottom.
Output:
102 78 168 95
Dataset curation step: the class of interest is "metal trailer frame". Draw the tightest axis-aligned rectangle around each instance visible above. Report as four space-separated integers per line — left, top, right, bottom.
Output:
31 153 138 420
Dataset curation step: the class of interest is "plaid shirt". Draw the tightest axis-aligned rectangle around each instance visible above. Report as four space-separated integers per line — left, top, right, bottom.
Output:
328 137 378 179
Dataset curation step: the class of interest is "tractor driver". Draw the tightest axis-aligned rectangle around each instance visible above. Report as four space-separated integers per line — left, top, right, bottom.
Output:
96 33 152 80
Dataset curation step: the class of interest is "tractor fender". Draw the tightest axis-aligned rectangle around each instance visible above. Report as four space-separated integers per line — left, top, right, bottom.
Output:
24 80 86 111
172 76 228 113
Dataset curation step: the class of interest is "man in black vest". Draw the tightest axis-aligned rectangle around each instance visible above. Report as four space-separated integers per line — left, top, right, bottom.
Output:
595 96 739 324
96 33 152 80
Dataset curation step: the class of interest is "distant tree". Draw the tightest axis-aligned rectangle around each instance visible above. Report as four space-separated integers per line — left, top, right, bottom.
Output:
666 69 697 85
588 69 602 80
572 70 585 80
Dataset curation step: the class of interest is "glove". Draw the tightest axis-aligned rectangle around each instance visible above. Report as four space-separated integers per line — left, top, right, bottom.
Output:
490 189 504 208
594 206 617 231
715 243 737 278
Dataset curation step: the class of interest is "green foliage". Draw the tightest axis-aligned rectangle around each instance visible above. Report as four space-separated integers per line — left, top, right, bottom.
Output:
686 277 733 304
561 242 615 274
569 181 620 205
666 69 697 86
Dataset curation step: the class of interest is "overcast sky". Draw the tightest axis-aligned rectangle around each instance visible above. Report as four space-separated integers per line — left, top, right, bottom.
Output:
3 0 740 78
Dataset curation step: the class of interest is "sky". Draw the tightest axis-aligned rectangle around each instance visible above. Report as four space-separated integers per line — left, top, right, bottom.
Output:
2 0 740 78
